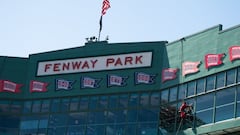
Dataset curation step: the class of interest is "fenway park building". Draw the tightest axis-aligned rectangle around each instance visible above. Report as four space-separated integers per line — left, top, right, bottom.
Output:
1 24 240 135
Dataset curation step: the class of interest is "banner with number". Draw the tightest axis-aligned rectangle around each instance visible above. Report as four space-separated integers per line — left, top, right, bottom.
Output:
0 80 22 93
135 72 156 84
30 80 48 93
107 75 128 87
55 79 75 91
81 77 101 88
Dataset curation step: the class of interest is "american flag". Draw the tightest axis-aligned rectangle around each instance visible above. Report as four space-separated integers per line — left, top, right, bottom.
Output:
99 0 110 40
101 0 110 16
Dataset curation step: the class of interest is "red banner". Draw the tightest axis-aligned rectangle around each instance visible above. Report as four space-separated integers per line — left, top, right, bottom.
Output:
205 53 224 69
229 46 240 62
0 80 22 93
162 68 178 82
30 80 48 93
182 61 201 76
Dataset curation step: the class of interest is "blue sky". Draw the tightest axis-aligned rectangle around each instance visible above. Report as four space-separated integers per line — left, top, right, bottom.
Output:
0 0 240 57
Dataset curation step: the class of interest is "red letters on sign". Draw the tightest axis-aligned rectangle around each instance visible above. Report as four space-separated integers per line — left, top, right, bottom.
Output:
106 58 114 67
106 55 143 67
53 63 61 72
44 64 52 72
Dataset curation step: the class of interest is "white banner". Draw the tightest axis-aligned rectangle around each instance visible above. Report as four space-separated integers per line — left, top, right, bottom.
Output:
37 52 152 76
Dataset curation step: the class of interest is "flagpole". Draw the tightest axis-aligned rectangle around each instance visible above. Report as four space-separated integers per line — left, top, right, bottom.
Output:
98 29 101 41
98 16 103 41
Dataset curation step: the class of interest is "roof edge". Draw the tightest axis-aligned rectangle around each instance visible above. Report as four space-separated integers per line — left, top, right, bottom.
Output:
167 24 222 46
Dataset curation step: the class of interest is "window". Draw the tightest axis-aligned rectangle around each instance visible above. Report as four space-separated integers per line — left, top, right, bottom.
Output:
237 67 240 83
206 75 215 91
169 87 177 102
119 94 128 108
127 109 138 122
1 115 20 129
226 69 236 85
32 100 41 113
236 86 240 117
41 99 50 113
67 125 85 135
237 85 240 101
95 111 106 124
23 101 32 113
21 115 48 134
87 125 105 135
48 114 68 135
138 108 159 122
61 98 70 112
187 81 196 97
69 98 79 111
109 95 118 108
150 92 160 106
216 87 235 106
79 97 89 110
38 128 48 135
68 112 87 125
38 115 49 129
20 115 40 130
129 93 139 107
196 93 214 111
216 72 225 89
89 96 98 110
99 95 108 109
107 110 127 123
51 99 60 112
0 100 10 113
196 109 213 126
49 114 68 127
11 101 22 113
161 89 168 104
138 123 158 135
178 84 187 100
88 111 106 124
196 78 205 94
140 93 149 107
106 124 125 135
215 105 234 122
185 98 195 109
215 87 235 122
125 124 137 135
48 127 67 135
20 129 38 135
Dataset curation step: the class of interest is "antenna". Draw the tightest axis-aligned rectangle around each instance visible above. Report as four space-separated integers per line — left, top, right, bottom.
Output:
105 35 109 41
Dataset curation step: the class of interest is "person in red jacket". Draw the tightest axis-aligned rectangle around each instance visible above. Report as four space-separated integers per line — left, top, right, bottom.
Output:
179 101 189 119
